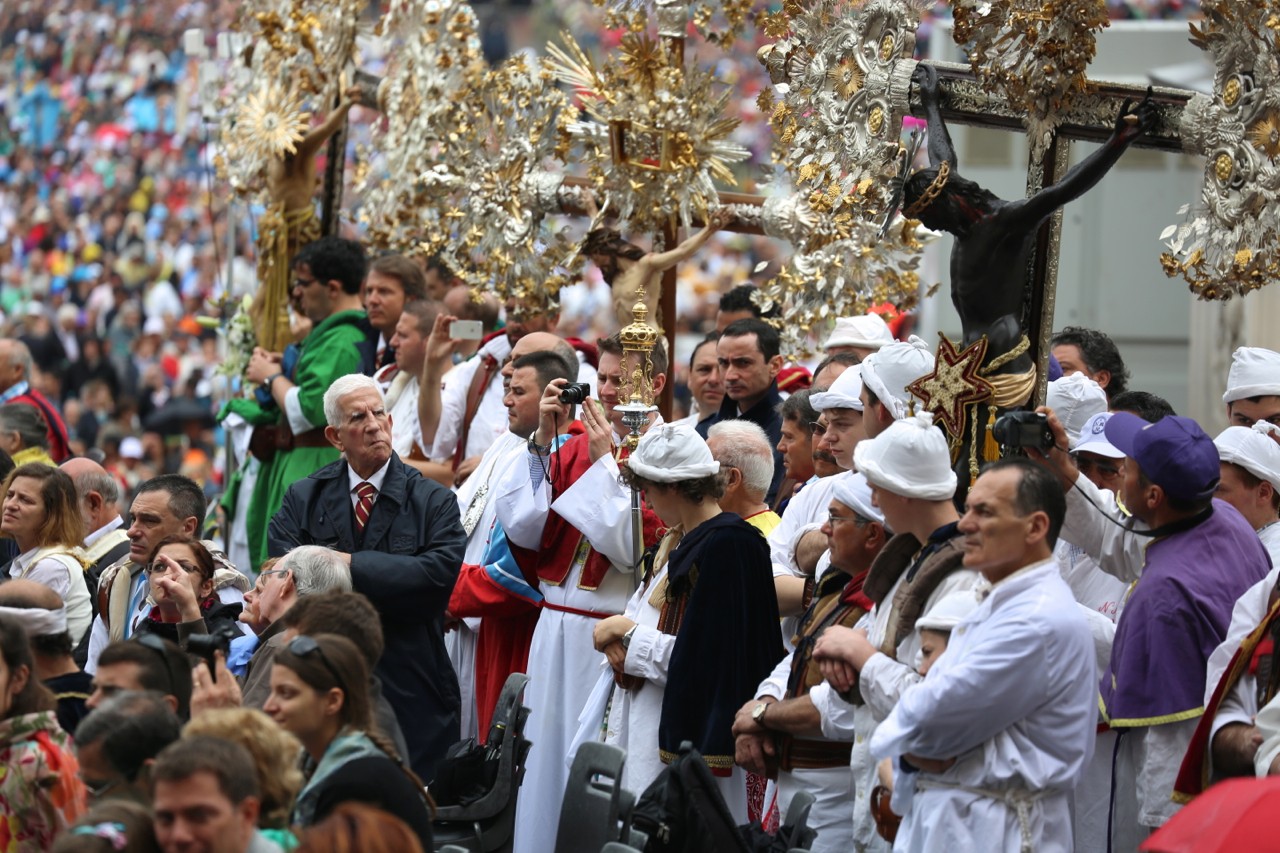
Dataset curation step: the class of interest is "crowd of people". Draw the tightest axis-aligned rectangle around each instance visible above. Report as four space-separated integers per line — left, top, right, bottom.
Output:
1 221 1279 853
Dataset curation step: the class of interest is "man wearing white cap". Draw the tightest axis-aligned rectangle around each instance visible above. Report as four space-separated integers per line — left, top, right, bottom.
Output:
733 474 889 853
824 314 895 360
590 423 781 818
857 337 935 439
767 361 859 622
1174 423 1280 790
811 413 978 846
869 458 1097 853
1223 346 1280 428
1045 378 1128 623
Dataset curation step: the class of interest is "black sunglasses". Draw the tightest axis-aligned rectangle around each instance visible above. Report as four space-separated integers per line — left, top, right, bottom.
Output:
132 633 181 696
287 635 343 686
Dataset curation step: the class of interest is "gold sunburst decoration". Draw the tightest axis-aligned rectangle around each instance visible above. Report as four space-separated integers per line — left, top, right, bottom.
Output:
828 56 866 100
1250 112 1280 159
236 84 311 160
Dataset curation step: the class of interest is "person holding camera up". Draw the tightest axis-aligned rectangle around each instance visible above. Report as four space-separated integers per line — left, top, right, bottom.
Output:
495 332 668 853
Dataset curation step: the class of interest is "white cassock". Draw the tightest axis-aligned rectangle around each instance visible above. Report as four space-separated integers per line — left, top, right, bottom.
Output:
592 562 749 821
495 436 644 853
870 559 1097 853
446 429 526 740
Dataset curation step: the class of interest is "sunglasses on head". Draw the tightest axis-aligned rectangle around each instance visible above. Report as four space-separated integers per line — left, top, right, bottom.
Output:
287 635 343 685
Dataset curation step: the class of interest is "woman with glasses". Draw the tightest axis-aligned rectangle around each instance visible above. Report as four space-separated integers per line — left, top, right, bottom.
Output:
587 424 782 820
132 536 243 646
0 612 87 845
264 633 432 847
0 463 94 647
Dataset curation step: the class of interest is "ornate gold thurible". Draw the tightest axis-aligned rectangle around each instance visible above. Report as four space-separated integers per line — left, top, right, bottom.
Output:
618 291 660 450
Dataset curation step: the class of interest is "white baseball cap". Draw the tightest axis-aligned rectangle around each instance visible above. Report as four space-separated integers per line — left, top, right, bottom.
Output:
1073 412 1125 459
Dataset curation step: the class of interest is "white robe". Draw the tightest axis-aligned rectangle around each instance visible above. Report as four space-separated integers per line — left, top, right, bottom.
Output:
430 336 512 463
447 429 526 740
870 559 1097 853
496 444 640 853
598 562 749 821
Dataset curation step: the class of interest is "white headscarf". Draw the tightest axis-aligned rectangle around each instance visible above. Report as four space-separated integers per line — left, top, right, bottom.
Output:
1223 347 1280 404
810 365 864 413
627 423 721 483
830 472 884 525
858 336 935 422
853 411 956 500
1215 422 1280 492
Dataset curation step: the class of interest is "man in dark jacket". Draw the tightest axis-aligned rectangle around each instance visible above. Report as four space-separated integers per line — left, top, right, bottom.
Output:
268 373 465 781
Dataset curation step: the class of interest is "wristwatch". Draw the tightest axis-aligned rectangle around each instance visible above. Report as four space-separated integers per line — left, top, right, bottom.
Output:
527 431 552 456
264 372 284 387
751 701 770 729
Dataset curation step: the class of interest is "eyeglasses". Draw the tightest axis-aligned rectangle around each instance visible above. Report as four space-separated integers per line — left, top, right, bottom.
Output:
1072 453 1121 479
287 635 343 686
132 633 181 697
259 568 290 581
145 560 201 575
291 276 320 290
809 421 827 435
827 512 873 527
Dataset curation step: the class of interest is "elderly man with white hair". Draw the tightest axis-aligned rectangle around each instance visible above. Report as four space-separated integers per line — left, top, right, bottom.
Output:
707 420 780 537
732 473 890 853
268 372 466 783
587 422 782 820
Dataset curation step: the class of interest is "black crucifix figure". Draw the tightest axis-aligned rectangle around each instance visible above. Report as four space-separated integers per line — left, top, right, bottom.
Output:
903 64 1158 394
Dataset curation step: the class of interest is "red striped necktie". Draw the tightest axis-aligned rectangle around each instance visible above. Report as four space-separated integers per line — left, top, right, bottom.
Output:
354 481 377 532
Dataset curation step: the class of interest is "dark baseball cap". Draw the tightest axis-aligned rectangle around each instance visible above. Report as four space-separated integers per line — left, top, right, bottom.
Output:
1104 413 1220 502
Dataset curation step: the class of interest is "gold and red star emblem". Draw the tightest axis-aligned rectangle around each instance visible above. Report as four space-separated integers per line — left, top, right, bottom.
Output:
907 334 995 436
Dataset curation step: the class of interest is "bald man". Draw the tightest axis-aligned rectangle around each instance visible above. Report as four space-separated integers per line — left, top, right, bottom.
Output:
60 457 130 593
0 579 92 734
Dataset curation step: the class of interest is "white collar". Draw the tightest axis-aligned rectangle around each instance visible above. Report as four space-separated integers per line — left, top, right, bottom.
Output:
85 515 125 547
347 458 392 495
973 556 1057 602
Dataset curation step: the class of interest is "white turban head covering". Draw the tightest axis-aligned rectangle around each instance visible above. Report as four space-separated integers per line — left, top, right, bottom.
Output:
915 589 981 633
1046 373 1109 448
853 411 957 500
1215 422 1280 492
0 605 67 637
830 472 884 526
824 314 894 352
1223 347 1280 404
809 365 864 413
627 423 721 483
858 336 935 422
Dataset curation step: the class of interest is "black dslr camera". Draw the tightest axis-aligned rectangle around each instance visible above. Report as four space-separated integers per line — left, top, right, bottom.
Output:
186 622 244 682
559 382 592 405
991 411 1054 451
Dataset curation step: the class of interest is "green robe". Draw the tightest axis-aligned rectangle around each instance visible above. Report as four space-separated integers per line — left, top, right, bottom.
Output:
225 309 368 570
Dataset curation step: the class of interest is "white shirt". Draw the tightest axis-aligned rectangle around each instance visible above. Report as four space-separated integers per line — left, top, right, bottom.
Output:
380 369 425 459
871 559 1097 853
10 547 93 646
347 460 391 509
85 516 125 548
431 336 512 462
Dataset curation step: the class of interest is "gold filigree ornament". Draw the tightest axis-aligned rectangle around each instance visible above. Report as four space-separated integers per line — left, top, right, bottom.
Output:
950 0 1110 162
356 0 486 252
548 33 746 233
448 55 584 305
235 84 311 161
758 0 928 215
217 0 364 201
1160 0 1280 300
590 0 755 48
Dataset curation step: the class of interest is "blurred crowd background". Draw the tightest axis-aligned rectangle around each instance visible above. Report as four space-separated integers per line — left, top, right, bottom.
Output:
0 0 1203 510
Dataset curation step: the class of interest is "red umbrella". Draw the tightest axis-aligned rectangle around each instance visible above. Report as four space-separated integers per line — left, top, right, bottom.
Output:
1141 777 1280 852
93 123 130 145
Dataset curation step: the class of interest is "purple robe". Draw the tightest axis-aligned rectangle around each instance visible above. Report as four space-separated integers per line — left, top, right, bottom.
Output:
1100 500 1271 727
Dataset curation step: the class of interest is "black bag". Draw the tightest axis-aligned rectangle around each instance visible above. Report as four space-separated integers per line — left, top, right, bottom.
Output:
630 742 748 853
430 737 500 807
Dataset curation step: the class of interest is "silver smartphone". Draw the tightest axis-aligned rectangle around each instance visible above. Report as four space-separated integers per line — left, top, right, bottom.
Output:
450 320 484 340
